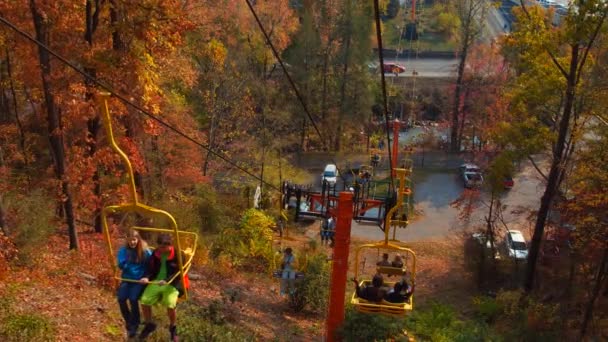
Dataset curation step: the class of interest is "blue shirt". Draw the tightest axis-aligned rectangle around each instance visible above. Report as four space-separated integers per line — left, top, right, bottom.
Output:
117 246 152 280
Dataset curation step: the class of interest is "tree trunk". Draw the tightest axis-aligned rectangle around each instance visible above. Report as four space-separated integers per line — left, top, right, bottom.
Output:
524 44 579 292
457 86 470 150
203 107 218 176
0 59 9 124
5 49 27 163
0 148 5 234
321 45 331 121
299 117 307 153
85 0 102 232
579 245 608 339
109 0 125 51
87 117 102 232
451 41 469 152
336 35 351 152
565 252 576 298
30 0 78 250
0 195 5 234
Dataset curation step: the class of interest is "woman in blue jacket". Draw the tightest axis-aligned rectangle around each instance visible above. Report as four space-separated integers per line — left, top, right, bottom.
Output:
117 230 152 337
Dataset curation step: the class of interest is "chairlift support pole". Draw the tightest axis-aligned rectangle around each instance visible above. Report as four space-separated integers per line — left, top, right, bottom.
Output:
391 119 400 177
411 0 416 21
325 192 354 341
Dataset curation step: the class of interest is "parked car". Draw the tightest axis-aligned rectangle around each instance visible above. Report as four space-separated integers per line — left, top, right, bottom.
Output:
459 163 483 188
321 164 339 185
472 232 501 259
503 176 514 190
382 63 406 74
505 230 528 260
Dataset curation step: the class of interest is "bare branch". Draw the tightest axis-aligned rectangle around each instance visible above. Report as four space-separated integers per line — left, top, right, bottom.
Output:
576 9 608 85
595 114 608 126
528 155 549 182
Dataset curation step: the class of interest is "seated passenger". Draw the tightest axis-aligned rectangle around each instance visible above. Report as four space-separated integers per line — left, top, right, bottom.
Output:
384 280 412 303
352 274 388 303
377 253 391 267
391 255 404 268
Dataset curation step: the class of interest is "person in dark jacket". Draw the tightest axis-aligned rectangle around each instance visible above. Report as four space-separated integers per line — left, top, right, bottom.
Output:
377 253 391 267
352 274 389 302
117 230 152 338
138 234 190 341
384 280 412 303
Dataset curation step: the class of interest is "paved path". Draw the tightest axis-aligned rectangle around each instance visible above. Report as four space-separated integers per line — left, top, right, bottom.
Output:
348 159 545 242
296 152 545 242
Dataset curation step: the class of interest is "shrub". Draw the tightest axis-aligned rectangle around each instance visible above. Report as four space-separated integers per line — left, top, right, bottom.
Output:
405 302 497 342
494 290 560 341
176 302 256 341
212 209 275 270
290 253 330 312
0 313 55 342
472 296 502 323
6 190 55 261
195 184 224 234
336 307 408 341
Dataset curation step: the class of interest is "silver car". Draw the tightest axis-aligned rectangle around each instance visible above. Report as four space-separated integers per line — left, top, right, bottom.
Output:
505 230 529 260
459 163 483 188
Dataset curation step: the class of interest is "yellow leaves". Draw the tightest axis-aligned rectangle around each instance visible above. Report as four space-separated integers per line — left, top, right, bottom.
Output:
199 39 228 73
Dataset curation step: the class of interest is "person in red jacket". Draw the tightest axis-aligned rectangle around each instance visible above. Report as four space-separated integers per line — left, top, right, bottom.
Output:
138 234 189 341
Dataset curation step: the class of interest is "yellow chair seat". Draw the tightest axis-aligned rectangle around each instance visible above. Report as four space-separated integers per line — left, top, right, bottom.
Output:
350 280 413 316
376 266 407 276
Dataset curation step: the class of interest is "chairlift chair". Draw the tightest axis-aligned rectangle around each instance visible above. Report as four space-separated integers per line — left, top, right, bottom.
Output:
97 93 198 300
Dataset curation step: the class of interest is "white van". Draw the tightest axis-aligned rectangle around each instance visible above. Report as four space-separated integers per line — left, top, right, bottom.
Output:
321 164 338 185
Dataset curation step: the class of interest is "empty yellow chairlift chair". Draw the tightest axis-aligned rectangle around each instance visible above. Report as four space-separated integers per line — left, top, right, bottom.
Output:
97 94 198 300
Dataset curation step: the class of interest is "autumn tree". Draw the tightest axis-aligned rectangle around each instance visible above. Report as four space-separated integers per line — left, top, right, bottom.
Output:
563 123 608 339
450 0 489 152
334 0 374 151
0 0 209 249
501 1 608 292
29 0 78 249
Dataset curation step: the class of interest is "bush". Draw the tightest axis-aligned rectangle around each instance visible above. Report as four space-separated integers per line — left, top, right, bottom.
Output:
405 302 496 342
290 253 330 312
212 209 275 270
494 290 560 341
336 307 408 341
195 184 224 234
472 296 502 323
6 190 55 261
0 313 55 342
176 302 256 341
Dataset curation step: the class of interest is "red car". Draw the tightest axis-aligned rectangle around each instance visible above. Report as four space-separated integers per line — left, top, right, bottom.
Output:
382 63 406 74
503 176 514 190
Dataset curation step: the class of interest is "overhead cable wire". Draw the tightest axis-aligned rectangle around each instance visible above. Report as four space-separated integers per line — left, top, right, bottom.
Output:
373 0 395 192
0 14 280 193
244 0 349 184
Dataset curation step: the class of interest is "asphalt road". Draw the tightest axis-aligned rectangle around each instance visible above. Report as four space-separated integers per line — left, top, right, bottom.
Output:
349 158 544 242
297 149 545 243
382 58 458 78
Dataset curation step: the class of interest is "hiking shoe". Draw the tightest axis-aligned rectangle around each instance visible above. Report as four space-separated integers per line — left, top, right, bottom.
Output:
127 324 138 338
139 322 157 339
169 325 178 342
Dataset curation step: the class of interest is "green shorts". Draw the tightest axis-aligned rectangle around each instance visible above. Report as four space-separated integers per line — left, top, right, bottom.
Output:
140 284 179 309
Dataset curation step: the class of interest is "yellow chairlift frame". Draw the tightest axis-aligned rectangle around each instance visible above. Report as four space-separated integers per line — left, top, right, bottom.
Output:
97 93 198 300
351 168 417 316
